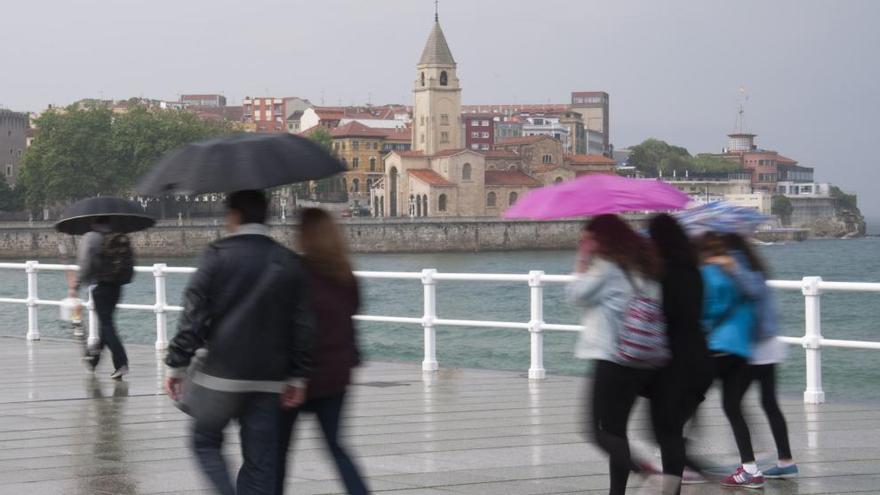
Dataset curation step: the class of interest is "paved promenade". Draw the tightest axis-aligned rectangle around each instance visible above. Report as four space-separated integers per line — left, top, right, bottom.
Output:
0 337 877 494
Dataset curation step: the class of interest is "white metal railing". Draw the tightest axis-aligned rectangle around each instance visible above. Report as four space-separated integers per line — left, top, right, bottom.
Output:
2 261 880 404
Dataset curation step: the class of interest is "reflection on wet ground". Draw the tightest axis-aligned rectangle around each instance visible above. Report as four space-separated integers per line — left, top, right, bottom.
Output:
0 337 878 494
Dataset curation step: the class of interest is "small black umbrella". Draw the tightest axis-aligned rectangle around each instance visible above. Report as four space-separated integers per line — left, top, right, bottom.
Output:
135 133 346 196
55 197 156 235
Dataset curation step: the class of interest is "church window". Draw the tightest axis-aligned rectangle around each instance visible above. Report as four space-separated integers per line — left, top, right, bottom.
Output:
441 114 449 126
542 154 553 164
487 192 497 207
441 131 449 143
440 71 448 86
554 177 564 184
421 72 426 87
462 163 472 181
352 157 359 169
509 192 518 206
438 194 447 212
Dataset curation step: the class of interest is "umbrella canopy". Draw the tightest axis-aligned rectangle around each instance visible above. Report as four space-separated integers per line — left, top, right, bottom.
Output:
55 197 155 235
504 174 690 220
674 201 772 237
135 133 346 196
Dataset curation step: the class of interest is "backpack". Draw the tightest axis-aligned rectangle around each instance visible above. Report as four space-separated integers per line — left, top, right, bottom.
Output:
96 233 135 285
615 277 670 369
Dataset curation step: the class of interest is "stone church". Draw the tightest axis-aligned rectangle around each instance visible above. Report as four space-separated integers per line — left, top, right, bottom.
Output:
373 16 615 218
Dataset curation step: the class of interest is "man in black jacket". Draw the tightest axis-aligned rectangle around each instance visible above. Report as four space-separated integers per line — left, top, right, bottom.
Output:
164 190 316 495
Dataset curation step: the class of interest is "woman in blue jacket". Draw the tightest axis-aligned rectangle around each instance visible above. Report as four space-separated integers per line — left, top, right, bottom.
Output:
698 233 763 489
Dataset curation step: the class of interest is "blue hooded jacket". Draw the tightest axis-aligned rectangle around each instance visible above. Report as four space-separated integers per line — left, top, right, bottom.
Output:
701 264 755 359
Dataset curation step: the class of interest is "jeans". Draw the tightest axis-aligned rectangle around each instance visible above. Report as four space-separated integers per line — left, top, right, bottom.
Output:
91 283 128 370
714 354 755 463
589 360 654 495
750 364 792 460
191 390 281 495
276 393 369 495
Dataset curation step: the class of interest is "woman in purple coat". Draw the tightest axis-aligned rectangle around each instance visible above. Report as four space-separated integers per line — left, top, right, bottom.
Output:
276 208 369 495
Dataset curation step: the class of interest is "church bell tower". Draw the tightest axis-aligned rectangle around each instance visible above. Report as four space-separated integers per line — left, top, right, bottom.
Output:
412 8 461 155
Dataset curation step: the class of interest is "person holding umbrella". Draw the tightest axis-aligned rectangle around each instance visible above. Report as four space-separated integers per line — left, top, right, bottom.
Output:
56 196 156 380
143 133 344 495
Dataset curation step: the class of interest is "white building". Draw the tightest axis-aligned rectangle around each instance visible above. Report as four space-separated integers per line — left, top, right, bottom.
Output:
777 181 831 197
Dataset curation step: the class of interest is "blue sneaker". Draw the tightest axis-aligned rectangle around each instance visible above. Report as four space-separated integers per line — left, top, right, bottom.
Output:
764 464 798 479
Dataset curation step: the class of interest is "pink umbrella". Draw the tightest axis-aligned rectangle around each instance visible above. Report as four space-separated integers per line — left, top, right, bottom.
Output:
504 174 690 220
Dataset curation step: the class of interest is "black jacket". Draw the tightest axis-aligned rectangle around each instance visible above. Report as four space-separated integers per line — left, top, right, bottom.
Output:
165 232 316 385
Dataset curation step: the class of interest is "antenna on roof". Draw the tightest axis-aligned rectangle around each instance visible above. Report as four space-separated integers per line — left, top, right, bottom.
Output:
735 86 749 133
435 0 439 21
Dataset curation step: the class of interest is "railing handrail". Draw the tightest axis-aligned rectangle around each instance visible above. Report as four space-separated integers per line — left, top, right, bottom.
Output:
2 261 879 404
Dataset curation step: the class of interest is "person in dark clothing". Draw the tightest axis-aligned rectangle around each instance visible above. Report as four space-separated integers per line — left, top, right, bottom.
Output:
73 217 132 379
164 190 316 495
276 208 370 495
646 214 714 490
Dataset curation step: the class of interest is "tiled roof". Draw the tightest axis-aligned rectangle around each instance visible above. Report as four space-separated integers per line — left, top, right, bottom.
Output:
419 21 455 66
432 148 469 157
529 164 560 173
575 170 614 177
408 169 455 186
330 121 389 138
564 154 616 166
485 170 542 187
496 135 551 146
384 128 412 142
462 104 570 114
775 154 798 164
481 150 520 159
396 151 426 158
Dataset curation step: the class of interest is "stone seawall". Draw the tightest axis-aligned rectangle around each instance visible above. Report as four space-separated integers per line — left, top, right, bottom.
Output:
0 218 649 258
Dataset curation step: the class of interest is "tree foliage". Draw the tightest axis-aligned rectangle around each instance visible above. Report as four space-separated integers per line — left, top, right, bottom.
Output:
0 179 25 212
18 105 234 209
628 138 742 176
771 195 793 225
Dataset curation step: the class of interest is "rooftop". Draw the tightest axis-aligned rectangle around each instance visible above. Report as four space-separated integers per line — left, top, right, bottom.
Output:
564 154 616 166
496 135 553 146
408 168 456 187
485 170 543 187
0 338 875 494
330 121 390 139
418 21 456 66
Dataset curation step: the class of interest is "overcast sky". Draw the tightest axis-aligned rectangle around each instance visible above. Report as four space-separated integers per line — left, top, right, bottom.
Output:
2 0 879 217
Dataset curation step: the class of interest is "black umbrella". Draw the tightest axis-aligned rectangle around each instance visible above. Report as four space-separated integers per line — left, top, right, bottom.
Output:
55 197 156 235
135 133 346 196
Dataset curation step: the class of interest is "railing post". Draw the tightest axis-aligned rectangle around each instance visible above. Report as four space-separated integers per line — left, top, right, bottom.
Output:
87 286 100 347
802 276 825 404
421 269 439 372
25 261 40 341
528 270 546 380
154 264 169 350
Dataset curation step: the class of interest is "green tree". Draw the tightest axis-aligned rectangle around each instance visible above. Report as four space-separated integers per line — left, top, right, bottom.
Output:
772 195 793 225
18 105 234 210
0 180 24 212
304 127 347 202
627 139 743 177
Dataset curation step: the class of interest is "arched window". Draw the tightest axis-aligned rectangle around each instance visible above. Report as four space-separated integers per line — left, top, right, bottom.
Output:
509 192 518 206
366 178 373 190
352 157 359 169
440 71 448 86
421 72 426 87
487 192 497 207
416 195 422 217
509 165 517 171
369 157 377 171
438 194 447 212
352 179 360 193
462 163 472 181
422 194 428 216
554 176 564 184
409 194 415 217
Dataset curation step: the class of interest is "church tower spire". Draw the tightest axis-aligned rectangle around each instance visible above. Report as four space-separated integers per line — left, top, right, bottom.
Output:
413 10 461 155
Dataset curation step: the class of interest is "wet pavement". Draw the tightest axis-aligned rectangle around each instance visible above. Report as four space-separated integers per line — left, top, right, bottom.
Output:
0 336 878 494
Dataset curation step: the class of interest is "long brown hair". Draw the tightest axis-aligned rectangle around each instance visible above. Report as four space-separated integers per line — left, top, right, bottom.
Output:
585 214 661 280
297 208 354 285
697 232 730 261
724 233 769 276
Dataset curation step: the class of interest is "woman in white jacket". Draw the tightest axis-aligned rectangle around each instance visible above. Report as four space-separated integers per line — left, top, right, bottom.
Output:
567 214 663 495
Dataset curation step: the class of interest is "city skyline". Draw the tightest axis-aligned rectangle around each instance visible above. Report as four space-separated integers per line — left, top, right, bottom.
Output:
2 0 878 216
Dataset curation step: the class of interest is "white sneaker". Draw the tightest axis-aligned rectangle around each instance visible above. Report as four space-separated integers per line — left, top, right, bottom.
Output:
110 366 129 380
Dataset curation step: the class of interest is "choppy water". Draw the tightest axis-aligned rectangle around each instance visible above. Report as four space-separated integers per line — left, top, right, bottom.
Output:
1 237 879 402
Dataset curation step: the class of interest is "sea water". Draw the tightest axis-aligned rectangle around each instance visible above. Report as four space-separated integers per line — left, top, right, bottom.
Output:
1 237 878 402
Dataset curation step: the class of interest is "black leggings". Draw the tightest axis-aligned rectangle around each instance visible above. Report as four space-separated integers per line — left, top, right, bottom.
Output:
714 354 755 463
91 283 128 370
589 360 653 495
750 364 792 460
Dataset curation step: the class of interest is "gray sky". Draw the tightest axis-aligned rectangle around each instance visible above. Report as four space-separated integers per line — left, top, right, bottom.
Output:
2 0 879 217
